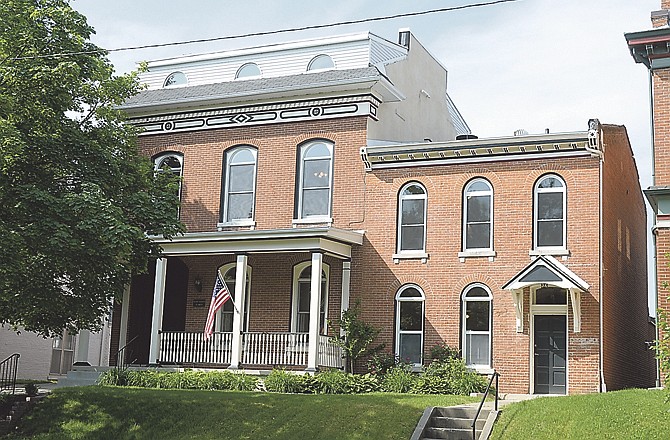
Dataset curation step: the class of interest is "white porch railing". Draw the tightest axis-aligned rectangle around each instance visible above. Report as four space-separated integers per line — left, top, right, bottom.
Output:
318 335 344 368
159 331 232 365
242 332 309 366
159 331 343 368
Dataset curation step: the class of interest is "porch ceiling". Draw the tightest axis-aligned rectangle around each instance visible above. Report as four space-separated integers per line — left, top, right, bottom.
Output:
151 227 364 259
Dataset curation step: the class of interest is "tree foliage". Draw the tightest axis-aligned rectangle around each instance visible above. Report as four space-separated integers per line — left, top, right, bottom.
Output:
0 0 183 336
330 300 384 373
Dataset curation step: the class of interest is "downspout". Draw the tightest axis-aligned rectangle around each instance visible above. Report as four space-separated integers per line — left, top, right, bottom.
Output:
599 144 606 393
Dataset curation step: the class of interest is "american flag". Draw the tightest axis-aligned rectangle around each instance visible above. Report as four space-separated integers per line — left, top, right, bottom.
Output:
204 273 232 341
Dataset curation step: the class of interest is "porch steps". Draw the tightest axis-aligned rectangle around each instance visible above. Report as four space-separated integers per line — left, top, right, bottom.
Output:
55 366 110 388
411 406 493 440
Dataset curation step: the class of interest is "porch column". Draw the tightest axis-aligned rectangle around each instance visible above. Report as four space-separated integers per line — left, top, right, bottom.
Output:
149 258 168 365
570 289 581 333
74 330 90 366
340 261 351 337
229 254 248 370
117 284 131 365
306 252 323 372
511 289 523 333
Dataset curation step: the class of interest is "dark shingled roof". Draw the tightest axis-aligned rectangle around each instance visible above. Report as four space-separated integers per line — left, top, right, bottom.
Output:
121 67 383 110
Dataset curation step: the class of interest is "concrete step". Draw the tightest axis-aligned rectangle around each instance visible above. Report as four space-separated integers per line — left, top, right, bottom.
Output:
56 369 105 388
423 426 482 440
431 415 486 430
433 406 481 419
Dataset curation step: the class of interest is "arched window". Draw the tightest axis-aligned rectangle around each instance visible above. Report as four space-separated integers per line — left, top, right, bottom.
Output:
235 62 261 79
216 263 252 332
222 146 257 224
307 54 335 71
297 140 333 220
395 285 425 366
461 284 492 368
534 174 566 249
163 71 187 87
292 262 329 334
153 152 183 213
397 183 427 253
463 178 493 251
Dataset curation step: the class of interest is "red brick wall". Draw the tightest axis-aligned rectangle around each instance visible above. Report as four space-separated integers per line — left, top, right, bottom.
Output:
601 125 655 390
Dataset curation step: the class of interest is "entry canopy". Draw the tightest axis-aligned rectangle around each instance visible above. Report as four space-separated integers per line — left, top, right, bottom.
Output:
502 255 589 292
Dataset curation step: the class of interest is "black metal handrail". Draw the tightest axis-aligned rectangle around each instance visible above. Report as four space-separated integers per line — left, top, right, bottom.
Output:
0 353 20 395
116 335 139 371
471 370 499 440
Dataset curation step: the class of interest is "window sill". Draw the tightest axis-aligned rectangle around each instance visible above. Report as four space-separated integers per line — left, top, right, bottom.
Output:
292 217 333 227
217 220 256 231
467 366 494 375
458 250 496 262
393 252 429 264
529 248 570 260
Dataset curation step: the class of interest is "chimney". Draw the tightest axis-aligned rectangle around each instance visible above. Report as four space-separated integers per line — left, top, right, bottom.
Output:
652 1 670 28
398 29 411 49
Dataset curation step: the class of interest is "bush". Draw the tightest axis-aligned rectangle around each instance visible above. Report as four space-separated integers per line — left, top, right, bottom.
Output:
411 359 487 395
264 369 314 394
97 369 257 391
314 370 352 394
367 352 408 376
429 343 460 362
24 383 39 395
97 368 129 386
381 365 417 393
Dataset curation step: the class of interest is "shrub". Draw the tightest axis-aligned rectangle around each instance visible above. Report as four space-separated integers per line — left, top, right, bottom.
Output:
367 352 398 376
381 365 417 393
24 383 39 395
97 369 257 391
330 300 384 373
264 369 313 393
411 359 487 395
97 368 129 386
313 370 380 394
429 343 460 362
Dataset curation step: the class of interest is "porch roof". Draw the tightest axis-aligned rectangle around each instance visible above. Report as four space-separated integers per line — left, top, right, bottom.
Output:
151 227 364 259
502 255 590 292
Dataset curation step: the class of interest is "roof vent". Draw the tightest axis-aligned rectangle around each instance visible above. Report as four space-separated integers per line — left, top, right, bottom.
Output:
456 134 478 140
514 129 528 136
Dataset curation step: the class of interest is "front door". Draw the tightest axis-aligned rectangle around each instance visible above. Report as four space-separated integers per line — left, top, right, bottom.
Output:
534 315 566 394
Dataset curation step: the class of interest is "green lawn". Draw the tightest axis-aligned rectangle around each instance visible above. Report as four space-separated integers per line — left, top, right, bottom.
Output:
491 388 670 440
11 386 476 440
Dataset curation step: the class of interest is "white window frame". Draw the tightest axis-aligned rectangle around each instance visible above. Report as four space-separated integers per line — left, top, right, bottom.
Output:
395 284 425 368
221 146 257 227
295 140 334 223
307 54 335 72
462 178 494 252
163 71 188 88
291 261 330 335
153 152 183 216
461 283 493 371
395 182 428 257
215 263 252 333
533 174 567 252
235 62 261 80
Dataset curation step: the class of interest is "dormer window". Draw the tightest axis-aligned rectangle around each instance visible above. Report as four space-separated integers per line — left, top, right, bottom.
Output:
307 54 335 71
235 62 261 79
163 71 187 87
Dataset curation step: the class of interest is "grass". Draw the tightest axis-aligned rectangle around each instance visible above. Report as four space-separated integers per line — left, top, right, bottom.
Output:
10 386 477 440
491 388 670 440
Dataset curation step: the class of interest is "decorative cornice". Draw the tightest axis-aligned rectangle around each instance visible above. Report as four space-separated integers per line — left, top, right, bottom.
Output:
128 95 379 136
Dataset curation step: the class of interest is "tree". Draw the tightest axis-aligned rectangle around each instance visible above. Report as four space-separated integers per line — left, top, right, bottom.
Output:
330 300 384 373
0 0 183 336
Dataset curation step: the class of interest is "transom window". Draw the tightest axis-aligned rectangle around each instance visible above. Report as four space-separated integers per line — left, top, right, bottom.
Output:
307 54 335 71
216 264 252 333
397 183 427 253
463 178 493 251
235 62 261 79
462 284 492 369
395 285 425 366
163 71 187 87
222 146 257 223
534 174 567 249
534 286 567 305
297 140 333 220
292 263 329 334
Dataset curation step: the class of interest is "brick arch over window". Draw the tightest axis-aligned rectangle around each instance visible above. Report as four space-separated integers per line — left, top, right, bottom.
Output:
522 165 577 192
385 276 434 299
453 168 503 191
453 274 498 296
390 173 438 196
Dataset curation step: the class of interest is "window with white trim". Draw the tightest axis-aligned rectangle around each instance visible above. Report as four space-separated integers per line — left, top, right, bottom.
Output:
163 71 187 87
307 54 335 71
235 62 261 79
153 152 183 215
222 146 257 224
395 285 424 366
463 178 493 251
216 264 252 333
297 140 333 220
292 262 329 334
462 284 492 368
534 174 566 249
397 183 427 253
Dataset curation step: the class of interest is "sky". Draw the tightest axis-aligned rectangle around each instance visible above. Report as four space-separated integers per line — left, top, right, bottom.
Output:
72 0 661 311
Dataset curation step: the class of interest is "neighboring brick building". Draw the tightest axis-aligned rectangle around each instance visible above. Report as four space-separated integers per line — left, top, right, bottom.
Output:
625 0 670 387
111 30 654 394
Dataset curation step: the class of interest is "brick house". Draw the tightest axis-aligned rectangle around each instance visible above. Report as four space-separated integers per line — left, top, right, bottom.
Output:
111 30 654 394
625 0 670 387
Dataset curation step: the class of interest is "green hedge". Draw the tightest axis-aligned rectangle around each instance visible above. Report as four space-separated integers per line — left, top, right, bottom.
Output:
97 369 257 391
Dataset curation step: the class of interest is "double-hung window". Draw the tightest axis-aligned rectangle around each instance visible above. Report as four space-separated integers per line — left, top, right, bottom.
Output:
153 152 183 217
534 174 566 250
216 263 252 333
222 146 257 225
297 141 333 221
292 262 329 334
395 285 425 366
462 284 492 369
463 178 493 251
397 183 427 254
